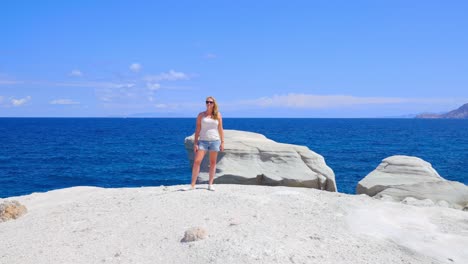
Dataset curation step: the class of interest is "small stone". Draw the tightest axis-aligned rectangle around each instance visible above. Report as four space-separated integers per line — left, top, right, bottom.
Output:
376 194 394 202
0 200 27 222
181 227 207 243
229 218 241 226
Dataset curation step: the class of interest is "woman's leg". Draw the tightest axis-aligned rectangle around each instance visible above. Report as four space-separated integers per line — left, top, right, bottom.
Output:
208 151 218 185
191 150 206 188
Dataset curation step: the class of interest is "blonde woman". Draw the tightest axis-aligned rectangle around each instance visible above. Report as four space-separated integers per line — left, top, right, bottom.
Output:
190 96 224 191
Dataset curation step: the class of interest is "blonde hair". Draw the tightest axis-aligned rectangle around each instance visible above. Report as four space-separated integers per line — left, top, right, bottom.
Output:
206 96 219 120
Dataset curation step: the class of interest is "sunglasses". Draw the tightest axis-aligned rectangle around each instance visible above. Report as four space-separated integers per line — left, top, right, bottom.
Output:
205 101 214 104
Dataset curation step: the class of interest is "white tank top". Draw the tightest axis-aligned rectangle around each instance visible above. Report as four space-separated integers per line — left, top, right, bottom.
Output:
199 116 220 141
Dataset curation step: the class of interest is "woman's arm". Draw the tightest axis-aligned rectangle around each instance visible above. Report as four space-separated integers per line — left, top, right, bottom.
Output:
218 113 224 151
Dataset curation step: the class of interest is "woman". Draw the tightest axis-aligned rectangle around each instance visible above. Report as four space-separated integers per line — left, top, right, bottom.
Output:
190 96 224 191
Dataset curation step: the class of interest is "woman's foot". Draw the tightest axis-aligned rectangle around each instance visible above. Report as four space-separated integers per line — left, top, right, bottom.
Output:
208 184 215 191
182 185 195 191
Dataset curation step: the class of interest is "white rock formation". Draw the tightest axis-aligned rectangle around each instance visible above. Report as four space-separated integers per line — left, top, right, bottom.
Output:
184 130 336 191
357 155 442 196
1 185 467 264
376 181 468 209
357 155 468 209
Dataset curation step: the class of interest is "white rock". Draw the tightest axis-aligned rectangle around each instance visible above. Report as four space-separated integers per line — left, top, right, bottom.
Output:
377 181 468 209
184 130 337 191
356 155 442 196
2 185 468 264
357 155 468 210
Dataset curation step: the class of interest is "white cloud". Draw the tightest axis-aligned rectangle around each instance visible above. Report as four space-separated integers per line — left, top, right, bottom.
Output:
144 70 190 82
100 95 112 102
154 102 200 110
70 70 83 77
238 93 460 109
204 53 217 59
50 99 80 105
96 84 146 103
53 81 136 89
11 96 31 107
146 82 160 91
130 63 142 73
0 79 22 85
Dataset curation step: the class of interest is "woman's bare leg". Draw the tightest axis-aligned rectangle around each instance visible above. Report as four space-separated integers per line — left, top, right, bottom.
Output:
191 150 206 188
208 151 218 185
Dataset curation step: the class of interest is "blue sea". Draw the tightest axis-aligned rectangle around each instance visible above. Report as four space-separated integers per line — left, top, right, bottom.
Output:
0 118 467 198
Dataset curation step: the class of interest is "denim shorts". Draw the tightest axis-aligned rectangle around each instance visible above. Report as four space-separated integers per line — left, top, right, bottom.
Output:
198 140 221 152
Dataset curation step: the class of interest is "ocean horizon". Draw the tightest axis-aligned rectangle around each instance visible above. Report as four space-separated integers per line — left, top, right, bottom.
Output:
1 117 467 198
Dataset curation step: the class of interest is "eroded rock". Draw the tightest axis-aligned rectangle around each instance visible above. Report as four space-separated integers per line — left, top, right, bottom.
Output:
358 155 468 210
185 130 336 191
0 200 27 222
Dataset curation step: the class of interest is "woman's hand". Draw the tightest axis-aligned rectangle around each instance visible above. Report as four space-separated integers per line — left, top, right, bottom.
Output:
193 144 199 152
220 142 224 151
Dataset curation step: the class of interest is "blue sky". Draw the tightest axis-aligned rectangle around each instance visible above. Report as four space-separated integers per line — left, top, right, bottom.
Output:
1 0 467 117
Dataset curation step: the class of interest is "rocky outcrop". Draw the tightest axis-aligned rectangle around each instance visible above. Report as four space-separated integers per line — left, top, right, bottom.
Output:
357 155 468 209
0 200 27 222
414 113 443 119
415 103 468 119
356 155 443 196
3 185 468 263
376 181 468 210
184 130 337 192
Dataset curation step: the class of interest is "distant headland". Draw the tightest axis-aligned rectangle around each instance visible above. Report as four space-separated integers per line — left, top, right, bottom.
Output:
416 103 468 119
